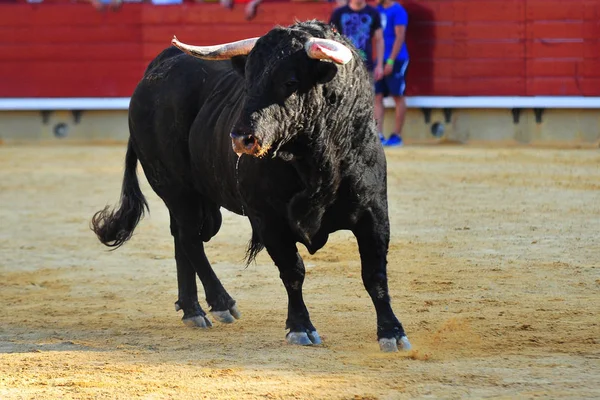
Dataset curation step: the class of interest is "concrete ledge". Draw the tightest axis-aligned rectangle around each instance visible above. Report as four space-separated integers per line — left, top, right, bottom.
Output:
386 96 600 109
1 108 598 147
2 96 600 111
0 98 131 111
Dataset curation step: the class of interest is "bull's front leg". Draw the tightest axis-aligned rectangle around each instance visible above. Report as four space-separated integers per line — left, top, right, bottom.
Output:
264 238 321 346
353 206 412 352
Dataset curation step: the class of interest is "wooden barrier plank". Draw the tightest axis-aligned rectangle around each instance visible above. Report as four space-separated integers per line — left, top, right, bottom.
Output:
142 43 172 61
141 3 187 24
462 78 525 96
453 59 524 78
405 78 453 96
579 60 600 78
526 22 584 40
408 22 454 42
0 2 595 98
582 21 600 39
143 23 273 44
0 60 146 97
580 78 600 96
141 3 334 26
454 22 524 40
406 59 453 79
526 60 579 78
583 40 600 58
527 40 584 58
0 43 143 61
525 0 584 21
0 26 142 44
0 77 139 97
403 0 457 24
583 0 600 21
220 3 334 25
527 78 584 96
454 41 524 59
407 40 457 59
454 0 524 22
406 77 525 96
0 61 146 77
0 4 142 27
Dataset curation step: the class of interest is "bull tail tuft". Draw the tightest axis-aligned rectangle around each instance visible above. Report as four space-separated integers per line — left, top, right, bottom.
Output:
244 230 264 267
90 139 149 249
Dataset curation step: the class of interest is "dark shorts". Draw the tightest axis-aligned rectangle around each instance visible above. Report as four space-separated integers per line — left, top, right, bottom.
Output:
375 59 409 97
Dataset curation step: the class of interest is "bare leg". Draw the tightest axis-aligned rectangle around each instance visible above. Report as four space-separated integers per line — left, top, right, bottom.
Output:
374 93 385 136
393 95 407 136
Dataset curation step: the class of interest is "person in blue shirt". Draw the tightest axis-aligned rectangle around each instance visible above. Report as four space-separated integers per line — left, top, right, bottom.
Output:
374 0 409 147
329 0 385 82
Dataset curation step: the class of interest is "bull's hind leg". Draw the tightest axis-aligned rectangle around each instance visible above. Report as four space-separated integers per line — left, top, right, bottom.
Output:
167 197 240 327
264 236 321 346
352 207 412 352
171 220 212 328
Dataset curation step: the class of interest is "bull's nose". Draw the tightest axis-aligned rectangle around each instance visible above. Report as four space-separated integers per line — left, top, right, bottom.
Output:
230 132 261 156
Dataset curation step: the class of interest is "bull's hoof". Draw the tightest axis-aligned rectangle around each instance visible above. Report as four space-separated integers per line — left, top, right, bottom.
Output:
211 310 234 323
286 330 322 346
378 335 412 352
229 303 242 319
175 300 212 328
210 303 242 324
182 314 213 328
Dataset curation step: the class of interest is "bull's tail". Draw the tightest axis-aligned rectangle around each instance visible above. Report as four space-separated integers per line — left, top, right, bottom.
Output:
90 139 149 249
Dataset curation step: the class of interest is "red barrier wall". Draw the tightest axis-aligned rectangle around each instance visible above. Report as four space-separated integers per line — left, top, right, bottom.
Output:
403 0 600 96
0 1 598 98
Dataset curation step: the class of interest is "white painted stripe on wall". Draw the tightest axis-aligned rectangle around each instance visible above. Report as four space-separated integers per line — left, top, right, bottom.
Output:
0 96 599 110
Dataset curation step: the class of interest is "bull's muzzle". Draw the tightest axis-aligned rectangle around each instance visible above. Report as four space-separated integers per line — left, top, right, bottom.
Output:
230 131 262 157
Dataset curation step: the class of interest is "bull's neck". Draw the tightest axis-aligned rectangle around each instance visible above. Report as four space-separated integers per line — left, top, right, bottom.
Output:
284 129 344 245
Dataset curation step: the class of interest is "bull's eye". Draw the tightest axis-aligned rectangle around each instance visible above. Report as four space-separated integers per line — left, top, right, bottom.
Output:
285 79 299 90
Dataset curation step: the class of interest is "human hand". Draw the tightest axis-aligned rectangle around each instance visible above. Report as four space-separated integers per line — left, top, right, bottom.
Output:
384 63 393 76
373 64 384 81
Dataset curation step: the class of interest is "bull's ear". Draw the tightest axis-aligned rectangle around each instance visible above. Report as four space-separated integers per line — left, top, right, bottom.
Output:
315 62 337 84
231 55 248 76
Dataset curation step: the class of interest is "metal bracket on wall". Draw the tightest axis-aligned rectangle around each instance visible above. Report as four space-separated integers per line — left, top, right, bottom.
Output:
72 110 83 124
511 108 522 124
421 108 432 124
41 110 53 124
443 108 452 123
533 108 544 124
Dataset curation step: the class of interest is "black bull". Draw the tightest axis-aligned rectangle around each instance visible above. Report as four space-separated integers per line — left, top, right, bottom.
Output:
91 20 411 352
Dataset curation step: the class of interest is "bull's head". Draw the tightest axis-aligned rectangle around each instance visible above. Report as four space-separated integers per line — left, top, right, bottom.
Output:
171 22 355 158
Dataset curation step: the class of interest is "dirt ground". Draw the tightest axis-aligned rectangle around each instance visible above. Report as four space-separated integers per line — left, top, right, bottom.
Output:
0 145 598 399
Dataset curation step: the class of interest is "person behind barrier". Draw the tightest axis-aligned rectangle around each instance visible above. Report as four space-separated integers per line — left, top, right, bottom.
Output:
374 0 409 147
329 0 384 82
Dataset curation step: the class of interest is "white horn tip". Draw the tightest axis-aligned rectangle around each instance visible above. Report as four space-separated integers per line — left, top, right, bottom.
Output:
305 39 353 65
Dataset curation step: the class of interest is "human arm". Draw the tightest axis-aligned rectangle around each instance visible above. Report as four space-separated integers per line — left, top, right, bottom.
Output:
329 8 341 32
373 27 384 81
384 6 408 76
384 24 405 76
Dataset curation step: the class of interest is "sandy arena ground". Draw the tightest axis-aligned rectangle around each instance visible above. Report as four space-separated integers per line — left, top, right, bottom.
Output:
0 145 598 399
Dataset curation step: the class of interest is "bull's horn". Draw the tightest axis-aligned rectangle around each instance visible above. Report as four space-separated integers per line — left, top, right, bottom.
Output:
171 36 259 60
304 38 353 65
